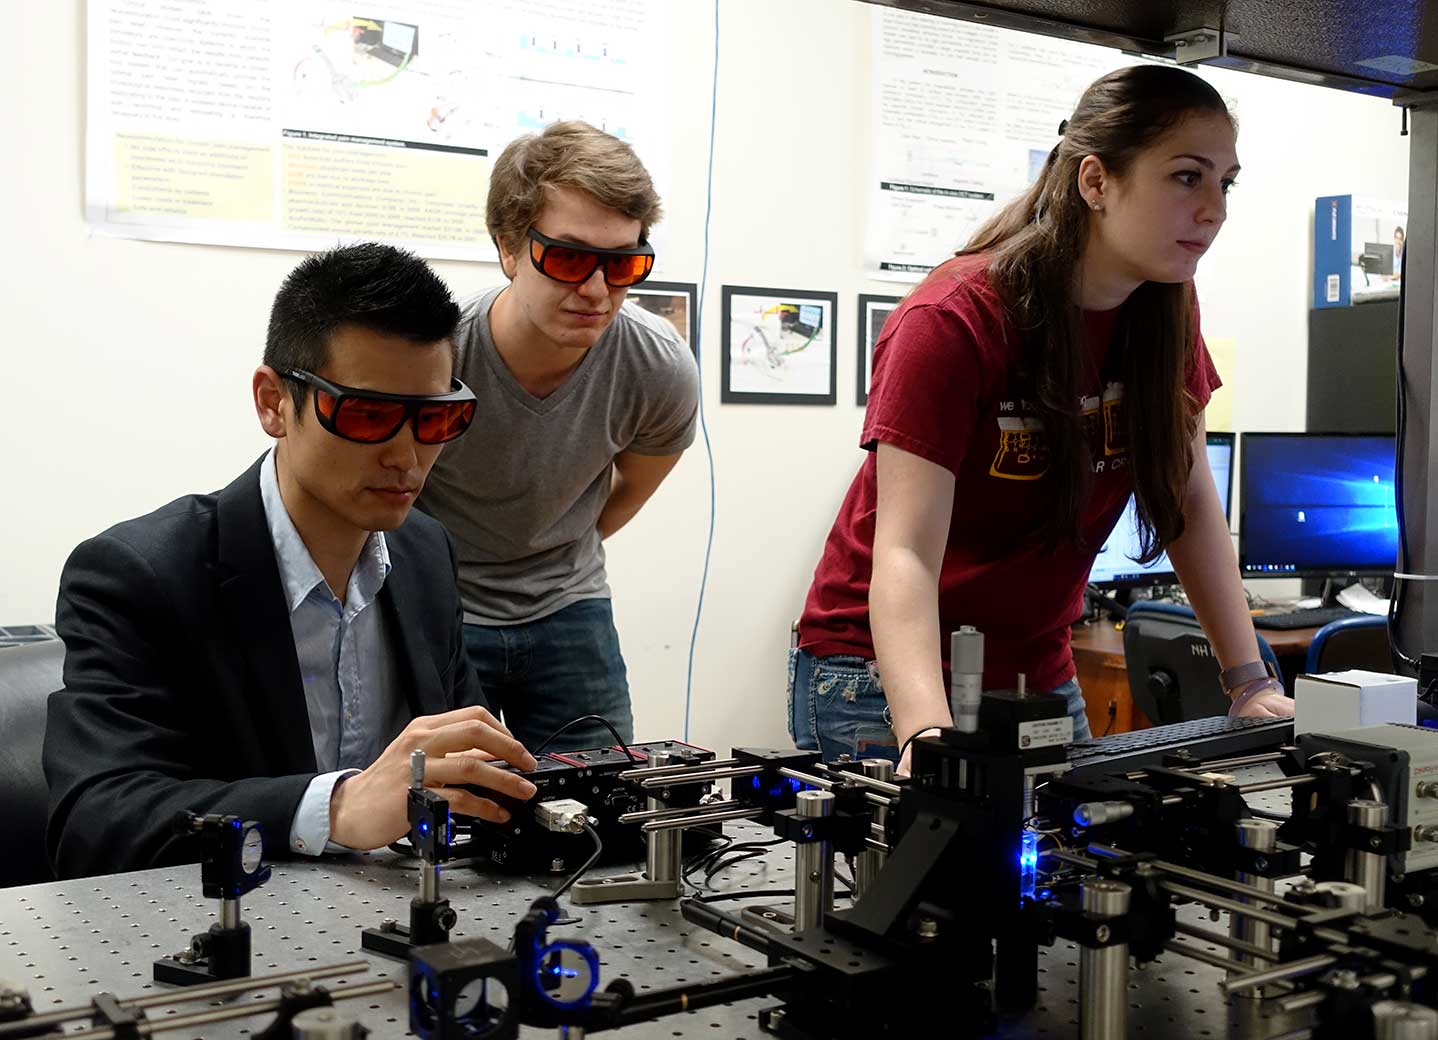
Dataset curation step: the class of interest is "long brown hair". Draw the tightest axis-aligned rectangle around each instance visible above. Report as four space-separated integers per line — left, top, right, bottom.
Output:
962 65 1233 561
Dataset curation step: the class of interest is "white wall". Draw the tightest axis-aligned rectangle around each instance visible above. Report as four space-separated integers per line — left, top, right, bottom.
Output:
4 1 1411 755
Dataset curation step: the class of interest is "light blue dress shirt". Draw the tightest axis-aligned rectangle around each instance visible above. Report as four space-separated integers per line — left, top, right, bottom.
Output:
259 449 410 855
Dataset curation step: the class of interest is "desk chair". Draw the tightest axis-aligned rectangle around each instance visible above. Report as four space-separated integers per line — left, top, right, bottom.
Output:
1305 614 1390 675
0 636 63 886
1122 602 1284 727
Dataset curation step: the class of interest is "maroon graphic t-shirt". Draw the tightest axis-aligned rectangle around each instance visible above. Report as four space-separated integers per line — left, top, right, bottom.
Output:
799 254 1221 692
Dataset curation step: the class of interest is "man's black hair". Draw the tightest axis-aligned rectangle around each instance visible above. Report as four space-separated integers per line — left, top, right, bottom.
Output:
264 242 461 408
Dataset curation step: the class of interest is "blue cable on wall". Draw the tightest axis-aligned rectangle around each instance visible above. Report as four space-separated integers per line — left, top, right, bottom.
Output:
683 0 721 743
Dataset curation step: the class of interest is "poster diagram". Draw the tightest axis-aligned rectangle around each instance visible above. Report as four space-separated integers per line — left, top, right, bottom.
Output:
281 12 496 149
865 7 1136 281
85 0 671 262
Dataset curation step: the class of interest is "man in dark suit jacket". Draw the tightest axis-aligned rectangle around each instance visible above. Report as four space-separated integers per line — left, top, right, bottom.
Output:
46 244 539 879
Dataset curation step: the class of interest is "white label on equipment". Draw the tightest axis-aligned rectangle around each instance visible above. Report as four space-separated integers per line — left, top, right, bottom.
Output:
1326 274 1340 302
1017 717 1074 749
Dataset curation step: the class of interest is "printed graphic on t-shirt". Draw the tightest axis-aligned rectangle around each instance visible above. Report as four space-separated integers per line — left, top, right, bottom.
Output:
990 382 1127 481
990 416 1048 480
1101 382 1125 457
1080 394 1101 446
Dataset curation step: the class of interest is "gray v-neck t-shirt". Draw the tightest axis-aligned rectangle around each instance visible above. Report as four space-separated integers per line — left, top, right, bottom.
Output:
416 288 699 626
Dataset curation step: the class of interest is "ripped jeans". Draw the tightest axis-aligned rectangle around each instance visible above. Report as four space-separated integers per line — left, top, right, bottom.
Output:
787 648 1093 765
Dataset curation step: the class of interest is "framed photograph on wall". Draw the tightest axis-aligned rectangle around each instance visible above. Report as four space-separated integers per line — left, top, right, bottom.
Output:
627 280 697 354
856 293 901 406
721 285 838 405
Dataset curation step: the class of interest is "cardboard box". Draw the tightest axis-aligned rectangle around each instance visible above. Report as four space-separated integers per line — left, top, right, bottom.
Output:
1294 669 1417 735
1313 195 1408 308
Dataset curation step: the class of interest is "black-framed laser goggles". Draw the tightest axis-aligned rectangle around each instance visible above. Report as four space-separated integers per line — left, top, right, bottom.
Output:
526 227 655 287
280 369 477 445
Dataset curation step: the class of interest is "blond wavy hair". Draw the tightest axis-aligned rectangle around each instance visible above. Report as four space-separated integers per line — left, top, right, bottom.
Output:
487 121 662 255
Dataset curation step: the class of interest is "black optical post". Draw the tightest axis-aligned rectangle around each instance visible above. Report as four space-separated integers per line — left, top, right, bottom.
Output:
362 750 458 960
153 812 271 986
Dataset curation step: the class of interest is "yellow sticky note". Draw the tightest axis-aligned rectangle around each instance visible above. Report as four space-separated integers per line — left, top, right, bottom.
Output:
1205 336 1236 432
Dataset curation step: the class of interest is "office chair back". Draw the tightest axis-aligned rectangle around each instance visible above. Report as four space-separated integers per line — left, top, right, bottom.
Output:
1305 614 1390 675
0 637 63 887
1122 602 1283 726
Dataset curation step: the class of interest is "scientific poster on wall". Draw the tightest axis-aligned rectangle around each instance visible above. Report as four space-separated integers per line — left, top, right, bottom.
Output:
85 0 671 262
865 8 1133 282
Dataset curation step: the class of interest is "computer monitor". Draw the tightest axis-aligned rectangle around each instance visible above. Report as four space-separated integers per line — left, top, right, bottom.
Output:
1088 432 1235 588
1239 432 1397 577
798 304 823 331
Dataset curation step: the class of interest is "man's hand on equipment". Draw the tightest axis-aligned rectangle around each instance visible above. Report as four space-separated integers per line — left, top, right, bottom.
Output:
330 705 538 850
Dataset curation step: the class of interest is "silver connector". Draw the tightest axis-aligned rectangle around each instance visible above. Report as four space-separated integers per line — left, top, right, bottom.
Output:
794 790 836 932
1346 799 1389 912
536 799 591 834
853 759 894 900
410 749 426 790
1373 1001 1438 1039
1079 880 1131 1039
1230 818 1279 999
646 751 682 886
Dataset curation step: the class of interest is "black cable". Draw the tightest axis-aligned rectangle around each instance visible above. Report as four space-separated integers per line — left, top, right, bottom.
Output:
552 820 604 900
691 839 787 891
704 848 769 888
899 727 942 765
684 835 733 874
682 834 736 893
533 714 640 762
1390 243 1422 672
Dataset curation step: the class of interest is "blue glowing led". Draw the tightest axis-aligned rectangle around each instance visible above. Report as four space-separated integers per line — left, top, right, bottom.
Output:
752 776 762 790
231 819 242 830
786 777 801 792
1019 832 1039 901
533 942 600 1009
418 820 430 836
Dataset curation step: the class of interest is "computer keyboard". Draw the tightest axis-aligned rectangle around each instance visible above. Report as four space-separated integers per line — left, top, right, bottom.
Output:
1067 715 1294 774
1251 606 1363 630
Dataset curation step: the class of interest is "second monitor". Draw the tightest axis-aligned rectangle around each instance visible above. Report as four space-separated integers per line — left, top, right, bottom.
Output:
1088 432 1234 589
1240 432 1397 577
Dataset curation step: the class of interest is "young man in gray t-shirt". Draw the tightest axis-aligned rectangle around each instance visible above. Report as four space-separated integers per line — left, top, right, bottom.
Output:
416 121 698 752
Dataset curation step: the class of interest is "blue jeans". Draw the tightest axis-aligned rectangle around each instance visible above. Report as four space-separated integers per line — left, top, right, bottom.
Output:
463 598 634 753
787 648 1093 764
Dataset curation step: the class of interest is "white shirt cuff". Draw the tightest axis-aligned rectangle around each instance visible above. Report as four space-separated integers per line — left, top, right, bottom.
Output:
289 770 360 856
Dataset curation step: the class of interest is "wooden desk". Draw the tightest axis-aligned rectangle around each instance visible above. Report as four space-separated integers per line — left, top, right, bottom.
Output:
1070 621 1323 735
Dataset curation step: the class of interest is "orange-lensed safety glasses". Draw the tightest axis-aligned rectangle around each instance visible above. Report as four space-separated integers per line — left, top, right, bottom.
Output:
527 228 655 287
281 369 477 445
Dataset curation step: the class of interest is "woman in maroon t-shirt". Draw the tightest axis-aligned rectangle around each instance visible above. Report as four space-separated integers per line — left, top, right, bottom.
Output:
793 65 1293 774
